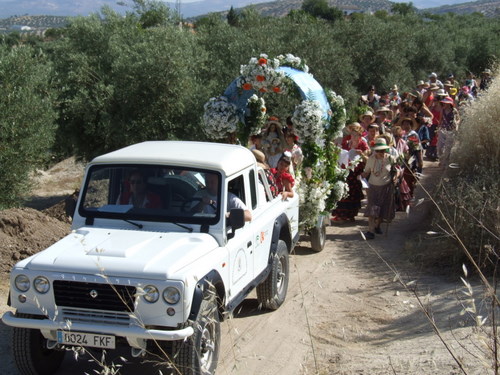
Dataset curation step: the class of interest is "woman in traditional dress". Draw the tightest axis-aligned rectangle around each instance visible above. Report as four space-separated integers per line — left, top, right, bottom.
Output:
332 123 369 223
362 138 399 239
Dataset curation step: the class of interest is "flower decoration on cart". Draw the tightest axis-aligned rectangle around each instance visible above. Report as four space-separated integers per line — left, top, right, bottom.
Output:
202 96 240 140
202 53 348 231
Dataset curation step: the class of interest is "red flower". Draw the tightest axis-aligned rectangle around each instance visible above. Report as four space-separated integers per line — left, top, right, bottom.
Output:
273 86 281 93
242 83 253 90
258 58 268 65
256 75 266 82
259 88 267 93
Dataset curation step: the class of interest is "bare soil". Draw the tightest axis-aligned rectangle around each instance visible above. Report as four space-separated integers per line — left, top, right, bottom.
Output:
0 159 488 375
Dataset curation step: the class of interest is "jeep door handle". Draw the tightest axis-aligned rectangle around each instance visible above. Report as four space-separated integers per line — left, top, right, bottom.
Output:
247 241 252 248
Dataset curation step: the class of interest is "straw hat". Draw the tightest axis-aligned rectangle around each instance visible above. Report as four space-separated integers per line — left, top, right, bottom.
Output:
376 106 392 113
435 89 447 97
372 137 390 151
400 117 419 130
359 110 375 122
251 149 269 169
428 84 440 91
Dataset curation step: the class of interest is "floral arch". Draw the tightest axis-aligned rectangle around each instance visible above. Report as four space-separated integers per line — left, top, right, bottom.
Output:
202 53 348 230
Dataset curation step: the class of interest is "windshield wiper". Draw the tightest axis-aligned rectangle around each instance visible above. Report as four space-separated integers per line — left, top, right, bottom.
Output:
124 219 143 229
173 222 193 233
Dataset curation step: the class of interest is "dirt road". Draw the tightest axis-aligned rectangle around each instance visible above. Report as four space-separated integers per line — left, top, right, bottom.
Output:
0 161 487 374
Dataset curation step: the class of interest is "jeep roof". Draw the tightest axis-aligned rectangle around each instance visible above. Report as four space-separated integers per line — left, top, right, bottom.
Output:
91 141 256 176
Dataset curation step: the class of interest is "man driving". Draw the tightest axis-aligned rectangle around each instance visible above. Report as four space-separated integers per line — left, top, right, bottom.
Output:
192 173 252 222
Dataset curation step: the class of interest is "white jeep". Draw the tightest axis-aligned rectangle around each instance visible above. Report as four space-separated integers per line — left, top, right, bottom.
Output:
2 141 300 375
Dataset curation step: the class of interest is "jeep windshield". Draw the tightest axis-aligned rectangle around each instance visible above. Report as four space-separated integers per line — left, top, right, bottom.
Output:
78 164 221 225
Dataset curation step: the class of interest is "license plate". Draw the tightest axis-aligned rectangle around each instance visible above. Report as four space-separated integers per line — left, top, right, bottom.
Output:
57 331 116 349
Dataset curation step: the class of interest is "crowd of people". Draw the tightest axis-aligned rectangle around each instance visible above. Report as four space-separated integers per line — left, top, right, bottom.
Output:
248 69 493 239
336 69 492 239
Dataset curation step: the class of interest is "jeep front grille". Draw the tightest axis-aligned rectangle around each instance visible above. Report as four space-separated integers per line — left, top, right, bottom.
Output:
61 307 131 326
53 280 136 312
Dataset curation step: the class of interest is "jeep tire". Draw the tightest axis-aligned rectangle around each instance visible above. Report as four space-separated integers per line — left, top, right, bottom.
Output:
310 224 326 252
174 288 220 375
11 313 65 375
257 239 289 310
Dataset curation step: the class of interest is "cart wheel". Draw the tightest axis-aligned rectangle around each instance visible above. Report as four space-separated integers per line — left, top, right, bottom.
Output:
310 224 326 252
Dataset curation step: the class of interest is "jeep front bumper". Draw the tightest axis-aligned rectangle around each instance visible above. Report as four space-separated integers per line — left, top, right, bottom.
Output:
2 311 194 348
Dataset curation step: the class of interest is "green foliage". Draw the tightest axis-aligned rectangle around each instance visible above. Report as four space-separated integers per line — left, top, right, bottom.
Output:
227 6 240 27
0 45 56 208
301 0 343 22
51 9 211 160
132 0 173 28
391 2 416 16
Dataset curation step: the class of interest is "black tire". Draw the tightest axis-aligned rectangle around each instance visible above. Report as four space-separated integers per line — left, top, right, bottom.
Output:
256 239 289 310
174 288 221 375
11 314 65 375
310 224 326 252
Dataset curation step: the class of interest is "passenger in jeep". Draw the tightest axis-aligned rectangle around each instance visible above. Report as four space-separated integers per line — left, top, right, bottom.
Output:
192 173 252 221
117 169 162 208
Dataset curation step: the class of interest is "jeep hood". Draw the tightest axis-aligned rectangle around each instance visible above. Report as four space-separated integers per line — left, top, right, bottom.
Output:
20 227 219 280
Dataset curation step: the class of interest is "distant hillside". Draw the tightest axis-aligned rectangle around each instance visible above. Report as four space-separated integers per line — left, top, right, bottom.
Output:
0 16 68 32
422 0 500 15
225 0 499 16
240 0 392 17
1 0 498 33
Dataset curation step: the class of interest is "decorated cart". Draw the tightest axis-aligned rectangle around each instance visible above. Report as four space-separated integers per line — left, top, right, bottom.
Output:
202 54 349 251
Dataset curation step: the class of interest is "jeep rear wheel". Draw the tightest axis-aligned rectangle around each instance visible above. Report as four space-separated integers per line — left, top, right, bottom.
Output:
310 224 326 252
257 239 289 310
11 314 65 375
174 288 220 375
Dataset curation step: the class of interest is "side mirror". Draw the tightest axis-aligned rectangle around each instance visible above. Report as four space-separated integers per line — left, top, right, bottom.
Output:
228 208 245 231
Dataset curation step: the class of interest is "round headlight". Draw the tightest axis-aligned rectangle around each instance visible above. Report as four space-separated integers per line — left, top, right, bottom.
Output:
34 276 50 294
163 287 181 305
143 285 159 303
14 275 30 292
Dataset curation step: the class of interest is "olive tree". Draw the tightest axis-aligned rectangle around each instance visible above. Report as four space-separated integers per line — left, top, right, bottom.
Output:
0 45 57 208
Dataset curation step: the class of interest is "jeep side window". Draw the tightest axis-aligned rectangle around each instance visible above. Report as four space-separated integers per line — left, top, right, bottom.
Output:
249 169 257 209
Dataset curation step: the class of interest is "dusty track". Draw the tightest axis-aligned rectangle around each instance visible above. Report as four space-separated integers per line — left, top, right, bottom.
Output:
0 160 485 374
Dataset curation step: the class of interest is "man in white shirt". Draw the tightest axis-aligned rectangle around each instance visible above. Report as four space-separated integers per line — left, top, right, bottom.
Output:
192 173 252 221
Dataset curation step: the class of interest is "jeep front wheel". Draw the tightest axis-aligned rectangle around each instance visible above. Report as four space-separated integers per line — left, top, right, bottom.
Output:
174 288 220 375
11 314 65 375
257 239 289 310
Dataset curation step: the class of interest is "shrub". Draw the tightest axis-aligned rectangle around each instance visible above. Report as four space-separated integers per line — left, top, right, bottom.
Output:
0 45 56 209
433 66 500 271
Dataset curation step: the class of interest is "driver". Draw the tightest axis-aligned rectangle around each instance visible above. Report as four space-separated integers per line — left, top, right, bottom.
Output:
191 173 252 222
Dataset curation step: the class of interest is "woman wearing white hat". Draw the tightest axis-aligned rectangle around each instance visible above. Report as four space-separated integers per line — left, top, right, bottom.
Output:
361 138 399 239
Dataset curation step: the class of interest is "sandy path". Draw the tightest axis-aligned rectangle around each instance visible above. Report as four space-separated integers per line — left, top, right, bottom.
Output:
0 161 487 374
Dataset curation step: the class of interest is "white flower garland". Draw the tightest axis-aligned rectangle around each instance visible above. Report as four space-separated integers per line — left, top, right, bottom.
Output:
291 100 325 143
298 180 331 227
202 96 240 140
246 94 267 136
